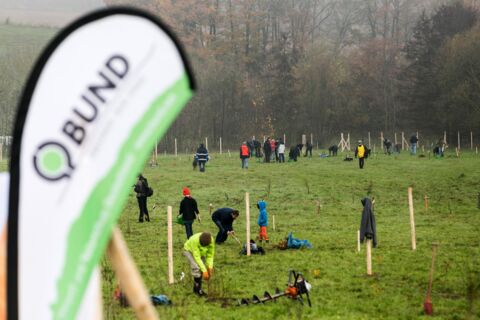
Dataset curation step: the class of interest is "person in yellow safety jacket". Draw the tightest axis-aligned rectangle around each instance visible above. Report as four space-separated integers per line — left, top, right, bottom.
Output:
183 232 215 296
355 140 366 169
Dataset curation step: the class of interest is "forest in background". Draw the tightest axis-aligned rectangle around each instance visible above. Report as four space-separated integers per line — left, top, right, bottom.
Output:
1 0 480 151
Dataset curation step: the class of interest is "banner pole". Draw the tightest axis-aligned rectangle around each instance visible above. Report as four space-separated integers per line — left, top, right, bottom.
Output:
107 227 159 320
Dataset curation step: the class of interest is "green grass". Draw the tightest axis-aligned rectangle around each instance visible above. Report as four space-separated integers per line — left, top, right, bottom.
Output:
100 150 480 319
0 23 55 56
2 150 480 319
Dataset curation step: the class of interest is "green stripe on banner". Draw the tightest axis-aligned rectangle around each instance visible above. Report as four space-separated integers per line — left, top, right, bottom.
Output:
52 74 192 319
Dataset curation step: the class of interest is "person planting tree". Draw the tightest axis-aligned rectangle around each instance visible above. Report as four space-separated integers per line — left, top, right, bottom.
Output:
211 208 239 244
183 232 214 296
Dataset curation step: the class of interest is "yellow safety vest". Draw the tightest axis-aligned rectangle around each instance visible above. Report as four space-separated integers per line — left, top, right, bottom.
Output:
357 145 365 158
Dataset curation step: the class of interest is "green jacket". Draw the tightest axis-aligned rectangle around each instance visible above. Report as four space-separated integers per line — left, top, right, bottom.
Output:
184 233 215 272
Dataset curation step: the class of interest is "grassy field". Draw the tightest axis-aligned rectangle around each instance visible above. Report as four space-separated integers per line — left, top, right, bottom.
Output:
98 149 479 319
1 149 480 319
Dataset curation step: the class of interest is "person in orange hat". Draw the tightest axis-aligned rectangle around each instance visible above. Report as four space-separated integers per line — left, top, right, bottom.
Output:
179 187 200 239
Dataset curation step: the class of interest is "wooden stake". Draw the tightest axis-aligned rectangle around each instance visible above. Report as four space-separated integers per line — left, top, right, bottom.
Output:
424 194 428 211
209 203 213 215
273 215 276 231
107 227 159 320
205 137 208 150
380 132 384 152
310 133 313 145
368 132 371 148
395 132 398 145
470 131 473 150
347 133 351 151
444 131 447 146
219 137 222 154
0 143 3 161
457 131 460 150
245 192 251 256
402 132 405 150
167 206 174 284
455 147 459 158
283 133 286 145
357 230 360 253
366 239 372 275
408 187 417 250
174 138 177 157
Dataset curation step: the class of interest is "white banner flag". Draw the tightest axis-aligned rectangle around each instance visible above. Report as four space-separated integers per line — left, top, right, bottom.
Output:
7 7 195 319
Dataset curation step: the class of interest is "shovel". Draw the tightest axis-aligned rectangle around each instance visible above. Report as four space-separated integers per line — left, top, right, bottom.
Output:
424 243 438 315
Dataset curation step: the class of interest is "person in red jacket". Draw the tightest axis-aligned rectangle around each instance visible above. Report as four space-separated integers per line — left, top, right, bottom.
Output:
240 141 250 169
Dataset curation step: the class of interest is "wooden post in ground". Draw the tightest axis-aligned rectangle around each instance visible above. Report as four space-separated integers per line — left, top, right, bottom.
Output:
395 133 398 145
457 131 460 150
476 146 478 155
316 200 321 215
219 137 222 154
273 215 276 231
471 131 473 150
444 131 447 145
373 144 376 153
366 239 373 275
174 138 177 157
408 187 417 250
107 227 159 320
424 194 428 211
209 203 213 215
245 192 251 256
455 147 459 157
310 133 313 145
357 230 360 253
402 132 405 150
347 133 351 151
205 137 208 150
283 133 286 145
368 132 371 147
0 143 3 161
167 206 174 284
380 132 384 152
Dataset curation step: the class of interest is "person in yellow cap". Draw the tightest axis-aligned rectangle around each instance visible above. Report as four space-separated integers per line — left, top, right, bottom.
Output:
183 232 214 296
355 140 366 169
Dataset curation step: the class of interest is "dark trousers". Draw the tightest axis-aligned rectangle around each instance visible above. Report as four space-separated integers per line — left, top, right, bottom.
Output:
184 220 194 239
359 157 365 169
199 161 206 172
137 196 149 221
305 148 312 157
213 219 229 243
264 151 270 163
279 153 285 162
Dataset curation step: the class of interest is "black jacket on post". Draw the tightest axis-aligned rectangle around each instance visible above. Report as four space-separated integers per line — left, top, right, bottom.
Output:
360 198 377 248
211 207 235 230
179 196 199 221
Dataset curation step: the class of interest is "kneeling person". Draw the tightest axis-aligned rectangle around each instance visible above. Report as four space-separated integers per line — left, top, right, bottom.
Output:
183 232 214 296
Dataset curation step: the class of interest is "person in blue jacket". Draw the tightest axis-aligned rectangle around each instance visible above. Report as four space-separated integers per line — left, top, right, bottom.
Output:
257 200 269 243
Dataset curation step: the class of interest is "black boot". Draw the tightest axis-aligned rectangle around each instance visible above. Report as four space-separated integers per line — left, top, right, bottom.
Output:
193 277 206 296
